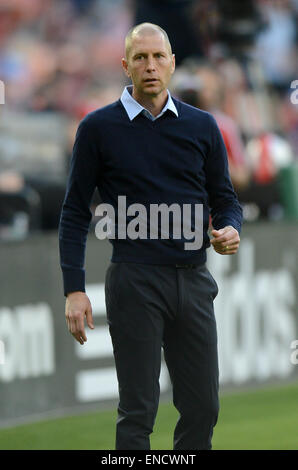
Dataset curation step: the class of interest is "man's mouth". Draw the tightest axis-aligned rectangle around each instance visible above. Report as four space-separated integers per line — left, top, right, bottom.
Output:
144 78 159 83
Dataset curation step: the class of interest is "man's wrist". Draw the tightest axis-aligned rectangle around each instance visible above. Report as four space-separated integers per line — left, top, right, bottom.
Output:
66 290 86 298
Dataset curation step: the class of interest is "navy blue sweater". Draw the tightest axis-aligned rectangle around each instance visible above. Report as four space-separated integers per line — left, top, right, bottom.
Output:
59 97 243 296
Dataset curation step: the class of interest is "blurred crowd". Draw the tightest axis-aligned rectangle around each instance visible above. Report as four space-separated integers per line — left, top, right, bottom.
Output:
0 0 297 240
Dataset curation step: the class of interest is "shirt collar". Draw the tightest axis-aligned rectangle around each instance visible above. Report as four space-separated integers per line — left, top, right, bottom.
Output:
120 85 178 121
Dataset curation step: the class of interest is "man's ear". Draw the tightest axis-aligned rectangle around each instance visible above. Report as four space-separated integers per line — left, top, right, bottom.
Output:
171 54 176 75
122 58 130 77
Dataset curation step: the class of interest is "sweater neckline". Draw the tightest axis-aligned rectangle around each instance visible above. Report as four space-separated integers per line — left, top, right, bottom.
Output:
117 98 180 125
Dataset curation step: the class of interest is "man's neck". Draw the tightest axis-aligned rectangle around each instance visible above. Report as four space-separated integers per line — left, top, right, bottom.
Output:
132 88 168 117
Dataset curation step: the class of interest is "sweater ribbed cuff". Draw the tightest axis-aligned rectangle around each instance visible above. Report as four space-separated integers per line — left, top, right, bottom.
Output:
213 219 242 235
62 268 85 297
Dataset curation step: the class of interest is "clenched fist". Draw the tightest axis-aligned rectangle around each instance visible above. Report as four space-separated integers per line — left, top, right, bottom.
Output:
210 225 240 255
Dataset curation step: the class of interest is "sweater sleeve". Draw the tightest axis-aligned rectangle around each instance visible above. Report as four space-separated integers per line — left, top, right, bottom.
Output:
58 115 102 296
205 114 243 234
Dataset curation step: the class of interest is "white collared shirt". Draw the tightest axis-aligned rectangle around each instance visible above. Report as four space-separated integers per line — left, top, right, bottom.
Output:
120 85 178 121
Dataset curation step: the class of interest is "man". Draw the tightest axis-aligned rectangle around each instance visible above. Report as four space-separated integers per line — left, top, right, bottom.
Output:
59 23 242 450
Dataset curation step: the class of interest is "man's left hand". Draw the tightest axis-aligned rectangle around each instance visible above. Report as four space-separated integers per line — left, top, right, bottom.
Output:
210 225 240 255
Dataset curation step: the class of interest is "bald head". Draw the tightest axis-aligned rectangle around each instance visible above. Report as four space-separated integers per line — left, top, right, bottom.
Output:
125 22 172 60
122 22 175 101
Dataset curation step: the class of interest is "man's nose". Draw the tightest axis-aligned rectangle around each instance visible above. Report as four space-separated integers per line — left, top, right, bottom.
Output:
146 58 156 72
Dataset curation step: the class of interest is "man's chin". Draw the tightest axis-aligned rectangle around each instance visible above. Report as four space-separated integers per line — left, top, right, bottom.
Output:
142 85 163 96
144 90 159 97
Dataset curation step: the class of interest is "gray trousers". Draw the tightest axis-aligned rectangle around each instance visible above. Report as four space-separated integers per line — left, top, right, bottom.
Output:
104 262 219 450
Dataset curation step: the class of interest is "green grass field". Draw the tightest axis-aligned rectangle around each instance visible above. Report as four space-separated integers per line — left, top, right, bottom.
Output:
0 382 297 450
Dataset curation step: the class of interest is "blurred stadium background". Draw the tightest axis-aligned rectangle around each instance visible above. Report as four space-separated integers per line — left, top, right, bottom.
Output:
0 0 298 450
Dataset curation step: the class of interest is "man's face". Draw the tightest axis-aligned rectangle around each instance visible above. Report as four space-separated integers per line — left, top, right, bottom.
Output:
122 33 175 98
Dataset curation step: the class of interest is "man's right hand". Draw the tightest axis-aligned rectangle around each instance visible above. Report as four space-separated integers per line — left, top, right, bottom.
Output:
65 291 94 345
